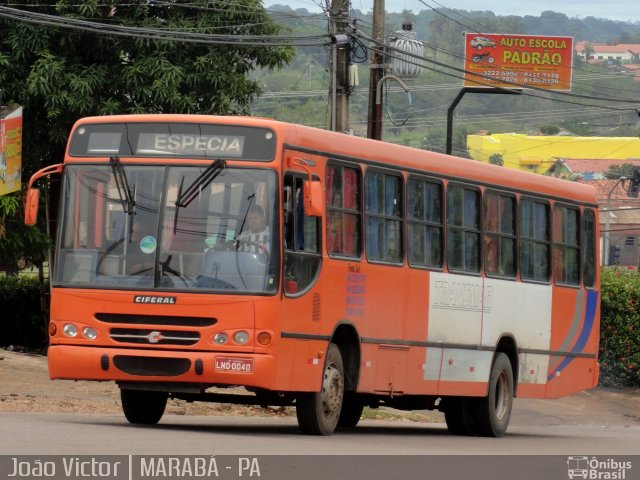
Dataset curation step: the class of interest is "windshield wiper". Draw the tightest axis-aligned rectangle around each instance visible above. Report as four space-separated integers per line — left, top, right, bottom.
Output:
110 156 135 215
176 159 226 209
173 159 226 233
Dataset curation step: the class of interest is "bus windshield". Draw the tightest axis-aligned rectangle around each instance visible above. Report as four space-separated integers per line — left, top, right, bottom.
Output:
55 164 278 294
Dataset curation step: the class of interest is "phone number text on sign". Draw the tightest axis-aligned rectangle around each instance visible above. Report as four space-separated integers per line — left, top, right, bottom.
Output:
215 357 254 373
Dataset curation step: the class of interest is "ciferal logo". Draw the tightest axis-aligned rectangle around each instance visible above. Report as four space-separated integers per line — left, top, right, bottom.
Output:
133 295 176 304
567 456 632 479
147 331 162 344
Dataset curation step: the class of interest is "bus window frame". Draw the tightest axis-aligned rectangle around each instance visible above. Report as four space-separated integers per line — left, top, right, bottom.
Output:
283 171 323 298
582 207 598 290
483 189 518 281
445 181 482 277
363 166 405 267
518 195 552 285
325 159 364 262
552 202 582 289
406 173 444 272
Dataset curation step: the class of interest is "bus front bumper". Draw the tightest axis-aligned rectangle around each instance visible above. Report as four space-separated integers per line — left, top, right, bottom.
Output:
48 345 276 390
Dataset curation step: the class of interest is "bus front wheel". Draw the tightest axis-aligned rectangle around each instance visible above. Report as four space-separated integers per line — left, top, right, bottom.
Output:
296 343 344 435
470 352 514 437
120 389 168 425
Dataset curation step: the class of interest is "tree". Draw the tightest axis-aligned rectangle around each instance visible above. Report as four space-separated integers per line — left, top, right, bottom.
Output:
0 193 51 274
489 153 504 166
0 0 294 272
0 0 295 177
539 124 561 135
604 163 636 179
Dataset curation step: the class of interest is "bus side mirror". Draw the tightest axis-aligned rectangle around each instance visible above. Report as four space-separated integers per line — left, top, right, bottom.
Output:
303 180 323 217
24 188 40 226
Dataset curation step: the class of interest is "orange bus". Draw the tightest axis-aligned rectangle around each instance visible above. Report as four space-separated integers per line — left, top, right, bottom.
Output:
26 114 600 436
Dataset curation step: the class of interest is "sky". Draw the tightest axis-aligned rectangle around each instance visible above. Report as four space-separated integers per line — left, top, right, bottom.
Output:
264 0 640 23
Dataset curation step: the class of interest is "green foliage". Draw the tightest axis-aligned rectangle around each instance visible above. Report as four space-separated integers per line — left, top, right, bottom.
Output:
0 0 294 177
539 124 560 135
604 163 636 180
489 153 504 166
600 269 640 387
0 275 47 350
0 191 52 274
0 1 292 272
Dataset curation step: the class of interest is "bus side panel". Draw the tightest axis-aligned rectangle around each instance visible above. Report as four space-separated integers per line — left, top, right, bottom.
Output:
402 269 436 395
427 274 554 398
270 338 327 392
275 280 325 392
545 287 599 398
425 272 486 396
483 278 553 396
320 260 414 395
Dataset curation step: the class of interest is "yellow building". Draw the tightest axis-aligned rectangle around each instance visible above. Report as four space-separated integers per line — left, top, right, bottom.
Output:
467 133 640 173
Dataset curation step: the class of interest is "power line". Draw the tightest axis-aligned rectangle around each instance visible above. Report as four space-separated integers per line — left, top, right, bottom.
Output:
362 33 640 112
352 5 640 98
0 5 330 47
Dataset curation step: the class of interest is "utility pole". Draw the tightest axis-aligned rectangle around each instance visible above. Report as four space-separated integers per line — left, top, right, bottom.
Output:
367 0 385 140
603 177 627 265
328 0 350 132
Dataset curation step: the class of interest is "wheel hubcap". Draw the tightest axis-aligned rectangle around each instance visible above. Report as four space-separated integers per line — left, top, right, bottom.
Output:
494 371 510 421
321 363 344 418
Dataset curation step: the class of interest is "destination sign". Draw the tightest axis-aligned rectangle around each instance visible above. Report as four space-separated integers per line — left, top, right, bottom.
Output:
137 133 245 157
69 122 276 161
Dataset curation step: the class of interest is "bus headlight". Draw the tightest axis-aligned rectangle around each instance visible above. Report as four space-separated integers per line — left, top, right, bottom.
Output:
213 333 228 345
83 327 97 340
234 331 249 345
63 323 78 338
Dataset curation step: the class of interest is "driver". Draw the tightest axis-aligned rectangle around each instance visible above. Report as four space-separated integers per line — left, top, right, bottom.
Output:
238 205 270 255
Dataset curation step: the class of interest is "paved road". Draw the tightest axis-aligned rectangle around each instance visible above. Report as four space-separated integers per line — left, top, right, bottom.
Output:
3 399 640 480
1 409 638 455
3 352 638 479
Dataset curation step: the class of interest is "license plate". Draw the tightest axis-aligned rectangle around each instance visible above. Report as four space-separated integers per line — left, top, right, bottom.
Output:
214 356 254 373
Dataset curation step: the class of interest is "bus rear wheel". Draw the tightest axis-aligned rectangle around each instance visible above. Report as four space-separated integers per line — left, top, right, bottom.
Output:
470 352 514 437
443 397 475 435
338 392 364 429
296 343 344 435
120 389 168 425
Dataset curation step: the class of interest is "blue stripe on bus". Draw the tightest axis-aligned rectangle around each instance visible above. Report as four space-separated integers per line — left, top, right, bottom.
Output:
547 290 598 382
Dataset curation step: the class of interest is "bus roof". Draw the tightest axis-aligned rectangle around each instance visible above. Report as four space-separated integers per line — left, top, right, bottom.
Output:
71 114 598 206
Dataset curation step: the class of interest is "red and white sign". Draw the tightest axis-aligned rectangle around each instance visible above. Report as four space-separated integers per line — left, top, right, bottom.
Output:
463 33 574 91
214 356 254 373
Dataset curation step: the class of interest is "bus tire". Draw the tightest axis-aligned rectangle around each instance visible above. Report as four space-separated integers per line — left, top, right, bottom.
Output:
120 389 168 425
296 343 344 435
337 392 364 429
470 352 513 437
444 397 475 435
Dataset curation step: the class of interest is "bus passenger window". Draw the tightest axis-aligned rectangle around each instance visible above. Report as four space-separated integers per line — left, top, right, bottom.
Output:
520 199 550 282
553 205 580 286
326 164 361 258
582 209 596 288
365 171 403 263
407 178 442 268
447 186 480 273
483 192 516 278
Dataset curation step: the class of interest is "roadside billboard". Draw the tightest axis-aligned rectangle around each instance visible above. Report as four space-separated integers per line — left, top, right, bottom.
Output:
463 33 574 91
0 106 23 196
